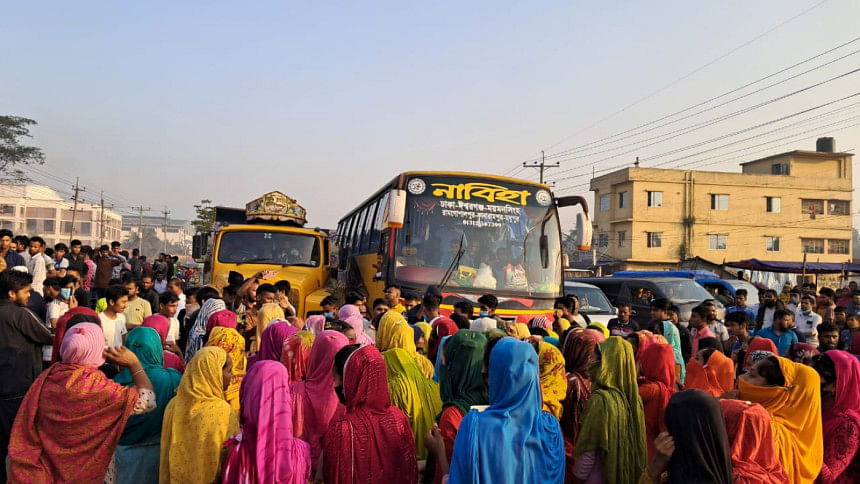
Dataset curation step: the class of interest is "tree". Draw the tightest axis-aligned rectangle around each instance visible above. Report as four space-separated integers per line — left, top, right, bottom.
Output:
0 116 46 184
191 199 215 234
123 227 188 259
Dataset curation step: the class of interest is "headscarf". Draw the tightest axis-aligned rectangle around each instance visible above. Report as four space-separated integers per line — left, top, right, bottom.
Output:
586 322 609 339
820 350 860 482
206 309 238 332
529 316 559 338
738 356 823 484
556 317 572 332
685 349 735 397
8 323 139 483
449 337 564 484
59 322 106 367
720 399 788 484
536 341 567 420
744 337 779 370
638 343 676 460
205 327 247 412
290 331 349 469
305 315 326 335
141 314 185 373
509 322 532 340
222 361 311 484
787 342 819 365
185 298 226 363
470 317 497 332
377 312 435 378
258 302 285 328
251 320 298 366
661 321 686 383
438 330 488 417
575 337 647 484
338 304 374 345
560 329 599 462
432 335 451 384
323 345 418 484
664 389 733 484
414 322 432 354
159 347 240 484
115 327 181 447
51 307 98 363
383 348 443 460
282 331 315 383
428 317 459 362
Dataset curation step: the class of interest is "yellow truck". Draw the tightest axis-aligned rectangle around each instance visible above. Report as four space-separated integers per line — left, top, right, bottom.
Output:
193 191 332 318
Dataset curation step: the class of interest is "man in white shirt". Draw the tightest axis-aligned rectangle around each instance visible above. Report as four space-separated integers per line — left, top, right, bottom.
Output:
168 279 186 315
794 295 822 347
158 291 181 342
26 237 47 296
99 285 129 348
153 273 168 294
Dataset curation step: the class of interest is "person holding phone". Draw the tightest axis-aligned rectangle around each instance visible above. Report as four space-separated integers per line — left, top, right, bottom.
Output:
45 275 78 329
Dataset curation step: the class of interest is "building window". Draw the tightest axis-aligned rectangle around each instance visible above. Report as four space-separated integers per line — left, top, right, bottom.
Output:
766 236 780 252
598 233 609 248
0 220 13 230
766 197 780 213
26 219 37 233
709 234 727 250
801 199 824 215
62 221 73 233
618 231 626 247
80 222 91 235
647 232 662 248
599 195 610 211
647 191 662 207
0 205 14 215
828 200 850 215
43 220 55 233
710 194 728 211
619 192 628 209
802 238 825 254
828 239 850 255
772 163 790 175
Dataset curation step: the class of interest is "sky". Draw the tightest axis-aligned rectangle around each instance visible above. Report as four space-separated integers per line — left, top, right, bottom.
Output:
2 0 859 231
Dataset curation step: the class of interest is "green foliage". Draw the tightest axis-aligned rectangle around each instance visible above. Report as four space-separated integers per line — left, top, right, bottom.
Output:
191 199 215 234
123 227 187 259
0 116 45 184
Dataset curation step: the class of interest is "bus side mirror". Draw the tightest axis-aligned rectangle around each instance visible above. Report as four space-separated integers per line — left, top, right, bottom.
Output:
386 189 406 229
556 196 593 251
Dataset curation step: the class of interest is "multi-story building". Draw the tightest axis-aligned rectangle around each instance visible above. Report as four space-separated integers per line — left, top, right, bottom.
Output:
121 216 193 254
0 184 123 248
589 138 853 271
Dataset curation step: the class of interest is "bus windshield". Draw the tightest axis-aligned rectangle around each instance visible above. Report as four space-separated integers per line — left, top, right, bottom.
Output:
217 231 320 267
393 175 561 296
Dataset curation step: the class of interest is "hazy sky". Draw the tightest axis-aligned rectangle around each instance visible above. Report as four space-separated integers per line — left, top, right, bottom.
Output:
2 0 859 230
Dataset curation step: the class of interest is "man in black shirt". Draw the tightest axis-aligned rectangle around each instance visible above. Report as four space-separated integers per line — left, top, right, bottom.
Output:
0 269 53 482
64 239 88 280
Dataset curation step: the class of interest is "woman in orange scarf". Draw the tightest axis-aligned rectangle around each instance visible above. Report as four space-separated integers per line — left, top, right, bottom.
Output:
637 343 676 460
685 347 735 397
719 399 788 484
737 355 823 484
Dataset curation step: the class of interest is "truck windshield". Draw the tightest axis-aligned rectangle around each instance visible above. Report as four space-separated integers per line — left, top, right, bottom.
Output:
393 175 561 296
217 231 320 267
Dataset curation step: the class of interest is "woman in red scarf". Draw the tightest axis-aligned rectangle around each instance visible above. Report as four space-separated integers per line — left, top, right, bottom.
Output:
685 347 735 397
560 328 602 483
637 343 676 460
323 344 417 484
8 323 156 482
813 350 860 483
743 337 778 370
428 317 459 363
719 399 788 484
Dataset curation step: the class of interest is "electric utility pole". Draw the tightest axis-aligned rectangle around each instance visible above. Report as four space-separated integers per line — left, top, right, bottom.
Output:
130 205 151 253
68 177 86 244
522 151 560 184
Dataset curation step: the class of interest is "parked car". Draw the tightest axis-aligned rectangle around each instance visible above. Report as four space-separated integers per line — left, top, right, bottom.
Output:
578 276 724 328
563 280 616 326
611 270 759 308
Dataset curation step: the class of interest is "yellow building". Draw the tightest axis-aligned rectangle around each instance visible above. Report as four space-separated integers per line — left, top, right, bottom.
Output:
589 141 853 270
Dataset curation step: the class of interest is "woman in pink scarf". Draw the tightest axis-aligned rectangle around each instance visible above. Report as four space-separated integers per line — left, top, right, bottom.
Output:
306 315 326 335
223 360 311 484
290 330 349 472
338 304 374 346
247 320 298 368
142 314 186 373
206 309 238 332
813 350 860 483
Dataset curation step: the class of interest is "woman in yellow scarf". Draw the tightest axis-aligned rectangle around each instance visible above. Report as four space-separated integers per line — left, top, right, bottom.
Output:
205 327 246 412
254 303 285 353
737 355 823 484
414 322 432 356
535 341 567 420
160 347 239 484
505 322 532 340
377 311 435 378
382 347 442 460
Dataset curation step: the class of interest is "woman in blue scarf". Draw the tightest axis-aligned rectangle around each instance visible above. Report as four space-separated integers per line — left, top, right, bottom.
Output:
113 327 182 484
448 337 564 483
658 321 686 384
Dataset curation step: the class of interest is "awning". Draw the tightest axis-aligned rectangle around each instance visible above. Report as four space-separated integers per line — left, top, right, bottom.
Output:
724 258 860 274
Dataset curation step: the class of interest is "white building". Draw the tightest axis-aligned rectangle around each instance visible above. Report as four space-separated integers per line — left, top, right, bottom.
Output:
0 184 123 248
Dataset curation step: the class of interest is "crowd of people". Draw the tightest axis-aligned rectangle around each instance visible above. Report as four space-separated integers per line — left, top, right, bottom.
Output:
1 226 859 483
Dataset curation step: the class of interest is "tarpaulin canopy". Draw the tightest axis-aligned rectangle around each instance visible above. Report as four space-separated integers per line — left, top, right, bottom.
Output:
724 258 860 274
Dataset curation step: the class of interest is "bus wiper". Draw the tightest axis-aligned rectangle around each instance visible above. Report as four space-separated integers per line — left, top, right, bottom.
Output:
439 234 466 291
236 257 274 266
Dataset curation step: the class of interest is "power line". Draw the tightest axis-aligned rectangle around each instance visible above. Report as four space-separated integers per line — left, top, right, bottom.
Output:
521 151 559 184
543 0 833 151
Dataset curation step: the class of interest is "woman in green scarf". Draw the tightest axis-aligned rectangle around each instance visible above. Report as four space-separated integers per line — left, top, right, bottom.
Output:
573 336 647 483
113 327 182 484
383 347 443 461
